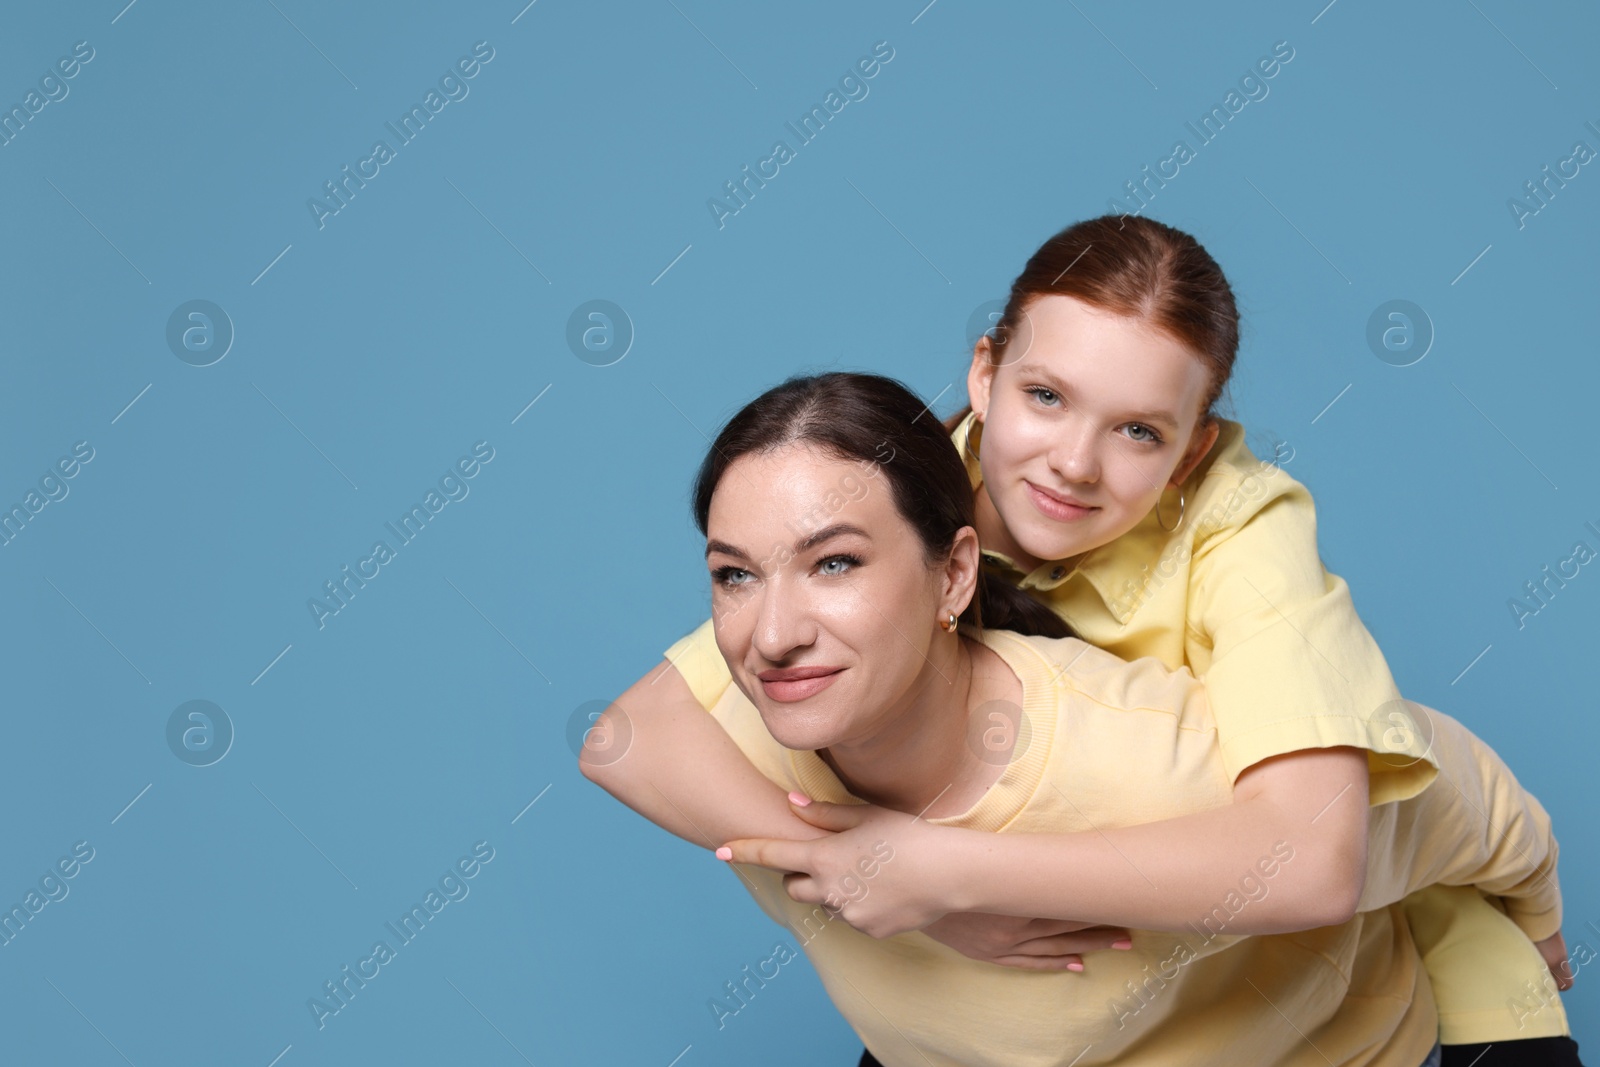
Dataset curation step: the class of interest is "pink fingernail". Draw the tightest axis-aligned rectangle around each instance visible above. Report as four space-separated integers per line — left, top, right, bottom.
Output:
1067 961 1084 972
788 791 812 807
1112 939 1133 950
715 846 732 860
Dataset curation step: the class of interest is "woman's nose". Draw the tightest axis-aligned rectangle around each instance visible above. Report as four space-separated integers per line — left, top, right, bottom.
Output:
752 576 814 660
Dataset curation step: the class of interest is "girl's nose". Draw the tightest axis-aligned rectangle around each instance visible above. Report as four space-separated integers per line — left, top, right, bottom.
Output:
1049 420 1101 484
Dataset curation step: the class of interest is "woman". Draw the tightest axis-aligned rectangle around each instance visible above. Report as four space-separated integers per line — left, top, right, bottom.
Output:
586 217 1577 1065
591 371 1564 1067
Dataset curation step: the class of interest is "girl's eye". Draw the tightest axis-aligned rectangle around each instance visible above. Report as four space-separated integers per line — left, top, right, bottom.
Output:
1024 386 1060 407
818 554 862 576
1123 422 1163 445
711 566 752 589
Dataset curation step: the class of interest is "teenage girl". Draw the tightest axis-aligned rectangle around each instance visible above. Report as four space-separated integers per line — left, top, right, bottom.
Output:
584 216 1579 1066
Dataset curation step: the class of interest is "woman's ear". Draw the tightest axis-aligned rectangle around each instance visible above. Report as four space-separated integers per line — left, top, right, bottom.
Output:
1170 419 1221 488
967 340 996 421
942 525 982 620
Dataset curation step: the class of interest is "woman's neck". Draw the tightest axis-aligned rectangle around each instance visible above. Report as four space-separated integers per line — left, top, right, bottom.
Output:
818 635 1020 819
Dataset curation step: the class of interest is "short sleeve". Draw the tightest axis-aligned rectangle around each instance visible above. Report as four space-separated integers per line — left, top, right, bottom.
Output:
1190 479 1440 805
662 617 735 713
1359 705 1563 944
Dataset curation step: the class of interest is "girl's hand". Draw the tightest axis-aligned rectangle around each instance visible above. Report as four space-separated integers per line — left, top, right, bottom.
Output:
1535 930 1575 991
716 794 951 939
717 794 1134 973
921 913 1134 971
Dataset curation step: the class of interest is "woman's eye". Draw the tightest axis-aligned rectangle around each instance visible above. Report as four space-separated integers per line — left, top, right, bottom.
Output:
818 554 861 576
1025 386 1060 407
1123 422 1162 444
712 566 752 588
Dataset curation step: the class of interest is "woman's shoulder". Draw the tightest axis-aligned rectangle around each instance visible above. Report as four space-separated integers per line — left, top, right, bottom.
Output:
984 629 1210 724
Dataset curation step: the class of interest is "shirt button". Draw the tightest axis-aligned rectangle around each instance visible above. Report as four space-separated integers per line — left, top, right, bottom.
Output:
1050 566 1066 580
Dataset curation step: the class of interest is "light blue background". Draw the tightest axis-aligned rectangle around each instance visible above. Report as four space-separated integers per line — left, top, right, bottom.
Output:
1 1 1595 1064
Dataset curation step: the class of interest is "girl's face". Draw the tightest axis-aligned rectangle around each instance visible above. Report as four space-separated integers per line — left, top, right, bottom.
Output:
967 293 1221 570
704 444 975 752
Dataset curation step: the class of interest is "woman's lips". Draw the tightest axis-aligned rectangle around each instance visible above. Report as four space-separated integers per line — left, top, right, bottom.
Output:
1026 481 1098 522
757 667 844 703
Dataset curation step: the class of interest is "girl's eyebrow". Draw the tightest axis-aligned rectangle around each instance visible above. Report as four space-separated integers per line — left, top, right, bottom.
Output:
705 523 872 561
1013 360 1180 431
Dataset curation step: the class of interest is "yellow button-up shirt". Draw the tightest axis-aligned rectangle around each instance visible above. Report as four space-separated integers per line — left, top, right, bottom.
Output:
958 412 1438 803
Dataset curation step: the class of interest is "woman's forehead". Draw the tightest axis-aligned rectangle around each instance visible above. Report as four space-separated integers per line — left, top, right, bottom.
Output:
708 445 893 536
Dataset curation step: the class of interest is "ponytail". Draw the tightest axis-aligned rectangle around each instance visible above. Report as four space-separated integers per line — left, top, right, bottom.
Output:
976 570 1074 640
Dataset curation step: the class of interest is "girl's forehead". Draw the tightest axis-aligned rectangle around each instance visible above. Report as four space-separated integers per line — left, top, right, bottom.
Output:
1003 298 1211 418
1019 295 1194 363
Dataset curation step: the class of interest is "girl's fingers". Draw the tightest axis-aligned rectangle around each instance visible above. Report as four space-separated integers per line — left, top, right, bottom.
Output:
786 795 871 831
717 836 817 874
781 871 826 906
1009 931 1135 956
989 953 1086 972
1023 921 1131 940
1533 932 1575 991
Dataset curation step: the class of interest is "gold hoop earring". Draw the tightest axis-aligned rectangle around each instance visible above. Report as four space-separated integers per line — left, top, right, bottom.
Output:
1155 488 1186 532
940 611 958 633
964 414 984 463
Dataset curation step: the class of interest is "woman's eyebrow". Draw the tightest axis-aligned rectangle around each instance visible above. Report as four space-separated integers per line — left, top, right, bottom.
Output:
795 523 871 553
705 538 747 560
704 522 872 561
1013 360 1179 430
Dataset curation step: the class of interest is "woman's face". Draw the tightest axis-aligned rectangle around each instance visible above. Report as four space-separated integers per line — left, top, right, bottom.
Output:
968 293 1221 569
704 443 969 752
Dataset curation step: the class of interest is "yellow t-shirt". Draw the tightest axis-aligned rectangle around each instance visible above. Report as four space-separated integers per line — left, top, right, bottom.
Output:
664 413 1569 1043
692 627 1561 1067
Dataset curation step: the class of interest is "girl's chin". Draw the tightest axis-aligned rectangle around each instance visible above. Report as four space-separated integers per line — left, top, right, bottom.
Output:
1014 530 1096 567
1016 507 1140 558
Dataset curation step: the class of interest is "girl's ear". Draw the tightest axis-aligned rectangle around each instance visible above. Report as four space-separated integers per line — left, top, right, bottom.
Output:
967 339 997 420
1170 419 1221 488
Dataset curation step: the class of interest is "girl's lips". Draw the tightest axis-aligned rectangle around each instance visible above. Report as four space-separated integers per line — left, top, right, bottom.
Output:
1026 481 1097 522
759 669 844 703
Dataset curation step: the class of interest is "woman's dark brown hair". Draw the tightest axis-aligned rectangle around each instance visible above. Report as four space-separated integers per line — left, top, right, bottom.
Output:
692 372 1072 640
948 214 1240 431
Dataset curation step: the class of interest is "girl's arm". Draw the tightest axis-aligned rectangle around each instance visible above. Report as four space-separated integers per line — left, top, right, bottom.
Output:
949 708 1564 941
724 712 1563 946
944 745 1371 933
725 744 1372 938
